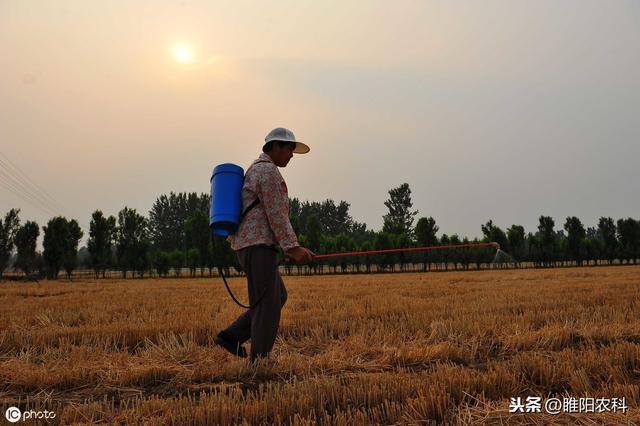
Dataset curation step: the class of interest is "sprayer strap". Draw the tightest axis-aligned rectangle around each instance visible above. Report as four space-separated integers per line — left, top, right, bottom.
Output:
241 198 260 219
239 160 272 219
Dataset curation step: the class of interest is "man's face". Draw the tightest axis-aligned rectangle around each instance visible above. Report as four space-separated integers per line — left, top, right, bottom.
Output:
269 142 295 167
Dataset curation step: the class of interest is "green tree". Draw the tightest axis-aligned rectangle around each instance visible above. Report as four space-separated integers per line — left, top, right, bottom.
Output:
481 220 509 252
321 200 353 235
115 207 149 278
42 216 72 279
184 210 210 274
350 221 371 247
449 234 462 269
617 218 639 264
88 210 116 278
584 227 601 265
148 192 210 252
14 221 39 275
63 220 84 279
289 197 302 235
335 233 354 273
153 250 171 277
415 217 439 246
134 239 151 278
306 214 322 253
394 233 412 271
321 235 338 273
297 234 310 274
537 216 556 267
506 225 526 264
470 237 492 270
564 216 586 265
360 241 373 273
170 249 185 277
210 236 231 274
373 232 394 272
186 248 200 277
0 208 20 278
597 217 618 264
460 237 472 270
206 238 217 276
382 183 418 238
292 198 355 237
415 217 439 271
527 233 542 266
440 234 450 270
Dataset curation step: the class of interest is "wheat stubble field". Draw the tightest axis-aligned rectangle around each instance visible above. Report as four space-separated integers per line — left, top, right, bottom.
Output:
1 266 640 425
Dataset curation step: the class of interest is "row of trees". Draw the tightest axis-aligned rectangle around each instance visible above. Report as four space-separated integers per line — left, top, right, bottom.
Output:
1 184 639 279
291 184 639 270
476 216 640 267
84 205 235 279
0 209 83 279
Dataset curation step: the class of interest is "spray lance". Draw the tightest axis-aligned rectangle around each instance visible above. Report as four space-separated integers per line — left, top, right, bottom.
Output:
210 163 506 308
215 240 503 309
313 242 500 261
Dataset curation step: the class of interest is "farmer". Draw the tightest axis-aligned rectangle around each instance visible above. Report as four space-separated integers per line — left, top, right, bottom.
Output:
215 127 315 361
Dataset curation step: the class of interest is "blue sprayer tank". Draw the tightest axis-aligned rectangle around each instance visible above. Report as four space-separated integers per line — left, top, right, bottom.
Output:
210 163 244 237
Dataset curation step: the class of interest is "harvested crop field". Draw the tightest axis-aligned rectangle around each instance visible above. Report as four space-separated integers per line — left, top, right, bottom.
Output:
1 266 640 425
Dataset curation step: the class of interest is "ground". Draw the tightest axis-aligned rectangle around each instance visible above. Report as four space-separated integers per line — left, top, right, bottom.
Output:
1 266 639 425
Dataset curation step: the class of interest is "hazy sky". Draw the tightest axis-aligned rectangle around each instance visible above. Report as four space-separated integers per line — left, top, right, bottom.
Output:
1 0 639 245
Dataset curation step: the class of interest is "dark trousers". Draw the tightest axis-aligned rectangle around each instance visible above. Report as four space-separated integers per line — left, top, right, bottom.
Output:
223 245 288 360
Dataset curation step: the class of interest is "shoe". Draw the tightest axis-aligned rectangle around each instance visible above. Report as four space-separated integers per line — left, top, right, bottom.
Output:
214 332 248 358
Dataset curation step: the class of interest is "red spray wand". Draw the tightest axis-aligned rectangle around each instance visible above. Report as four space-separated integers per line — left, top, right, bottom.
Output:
313 242 500 260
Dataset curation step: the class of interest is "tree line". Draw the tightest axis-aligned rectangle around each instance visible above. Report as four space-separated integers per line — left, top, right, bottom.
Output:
1 183 638 279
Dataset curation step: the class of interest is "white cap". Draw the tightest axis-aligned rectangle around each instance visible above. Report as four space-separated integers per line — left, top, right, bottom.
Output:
264 127 310 154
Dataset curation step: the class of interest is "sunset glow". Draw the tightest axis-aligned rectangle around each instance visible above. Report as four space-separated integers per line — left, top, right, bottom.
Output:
171 43 194 64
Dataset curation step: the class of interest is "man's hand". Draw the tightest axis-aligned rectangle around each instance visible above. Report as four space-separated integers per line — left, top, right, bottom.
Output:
285 246 316 264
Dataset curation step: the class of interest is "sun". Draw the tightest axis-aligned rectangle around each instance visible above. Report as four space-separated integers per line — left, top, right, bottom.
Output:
171 43 195 64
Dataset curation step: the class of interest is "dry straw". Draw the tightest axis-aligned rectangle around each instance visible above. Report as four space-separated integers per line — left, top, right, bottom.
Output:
1 266 639 424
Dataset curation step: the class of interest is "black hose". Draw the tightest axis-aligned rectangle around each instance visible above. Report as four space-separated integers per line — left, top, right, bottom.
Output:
219 265 268 309
218 248 285 309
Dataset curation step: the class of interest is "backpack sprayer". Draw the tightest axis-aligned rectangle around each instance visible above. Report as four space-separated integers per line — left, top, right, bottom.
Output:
210 163 505 309
209 163 269 309
210 163 246 238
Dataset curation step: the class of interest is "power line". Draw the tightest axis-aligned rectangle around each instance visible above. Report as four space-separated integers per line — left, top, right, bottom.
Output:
0 168 60 215
0 151 62 208
0 175 58 216
0 161 58 213
0 151 67 212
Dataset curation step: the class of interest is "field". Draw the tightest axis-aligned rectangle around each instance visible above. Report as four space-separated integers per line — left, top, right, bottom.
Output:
1 266 640 425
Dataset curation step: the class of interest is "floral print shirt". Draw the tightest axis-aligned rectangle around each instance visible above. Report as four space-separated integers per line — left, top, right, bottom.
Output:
228 153 299 252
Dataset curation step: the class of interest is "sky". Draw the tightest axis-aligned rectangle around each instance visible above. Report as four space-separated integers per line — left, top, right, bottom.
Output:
1 0 639 246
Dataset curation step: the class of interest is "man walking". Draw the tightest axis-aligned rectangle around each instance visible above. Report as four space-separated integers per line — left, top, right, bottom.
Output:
215 127 315 361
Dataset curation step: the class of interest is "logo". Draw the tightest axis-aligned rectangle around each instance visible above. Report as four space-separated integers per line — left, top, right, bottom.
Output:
5 407 21 423
4 407 56 422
